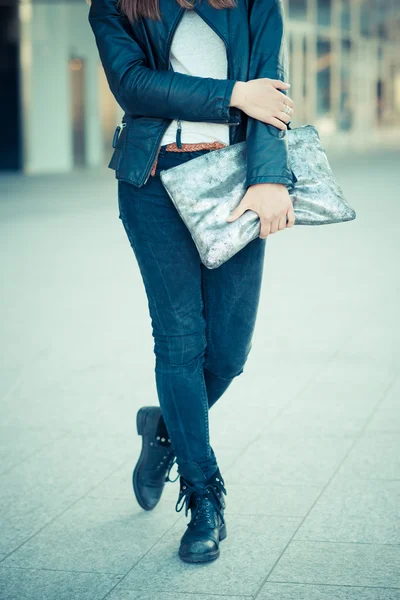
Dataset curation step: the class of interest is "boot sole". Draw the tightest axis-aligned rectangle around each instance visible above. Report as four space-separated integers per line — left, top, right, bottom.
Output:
178 523 227 563
132 406 161 511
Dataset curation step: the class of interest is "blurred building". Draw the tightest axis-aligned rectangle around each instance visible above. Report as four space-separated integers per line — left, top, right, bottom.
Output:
1 0 399 173
285 0 400 149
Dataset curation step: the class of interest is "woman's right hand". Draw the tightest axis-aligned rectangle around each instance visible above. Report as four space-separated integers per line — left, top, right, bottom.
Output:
230 79 295 130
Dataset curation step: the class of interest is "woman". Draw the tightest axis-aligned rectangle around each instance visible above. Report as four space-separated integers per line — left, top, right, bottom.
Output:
88 0 295 564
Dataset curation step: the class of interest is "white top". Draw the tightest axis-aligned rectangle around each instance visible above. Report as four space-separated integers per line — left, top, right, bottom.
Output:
160 10 230 147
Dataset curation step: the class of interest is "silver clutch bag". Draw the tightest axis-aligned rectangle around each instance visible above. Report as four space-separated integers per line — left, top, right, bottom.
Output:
160 124 356 269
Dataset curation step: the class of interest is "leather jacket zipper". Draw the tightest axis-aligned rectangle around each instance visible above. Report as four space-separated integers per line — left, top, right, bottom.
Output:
169 10 185 150
176 119 183 148
141 8 185 186
192 7 240 141
112 120 126 148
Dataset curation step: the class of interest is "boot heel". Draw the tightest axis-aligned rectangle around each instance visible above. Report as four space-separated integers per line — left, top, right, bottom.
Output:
219 522 227 541
136 406 150 436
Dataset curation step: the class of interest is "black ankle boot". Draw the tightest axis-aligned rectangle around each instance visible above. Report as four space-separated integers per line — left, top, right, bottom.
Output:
175 462 227 563
133 406 178 510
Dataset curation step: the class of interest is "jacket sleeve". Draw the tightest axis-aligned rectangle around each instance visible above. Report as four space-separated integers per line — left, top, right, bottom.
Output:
245 0 293 188
88 0 240 123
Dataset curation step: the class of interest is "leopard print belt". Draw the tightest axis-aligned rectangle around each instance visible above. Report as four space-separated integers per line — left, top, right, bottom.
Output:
150 141 227 177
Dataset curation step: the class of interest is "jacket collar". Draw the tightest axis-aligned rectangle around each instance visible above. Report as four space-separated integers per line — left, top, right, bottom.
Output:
154 1 231 66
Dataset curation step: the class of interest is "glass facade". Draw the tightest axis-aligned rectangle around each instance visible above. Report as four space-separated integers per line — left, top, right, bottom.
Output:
11 0 400 174
284 0 400 139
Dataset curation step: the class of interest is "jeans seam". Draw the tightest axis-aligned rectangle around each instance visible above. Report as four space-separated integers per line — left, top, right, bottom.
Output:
198 351 211 458
200 269 212 458
167 369 193 463
201 266 213 363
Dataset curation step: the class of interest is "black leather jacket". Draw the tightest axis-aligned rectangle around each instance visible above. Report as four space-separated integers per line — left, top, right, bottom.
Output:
88 0 295 189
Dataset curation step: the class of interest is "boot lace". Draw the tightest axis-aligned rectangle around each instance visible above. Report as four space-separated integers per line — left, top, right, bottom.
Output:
175 477 227 527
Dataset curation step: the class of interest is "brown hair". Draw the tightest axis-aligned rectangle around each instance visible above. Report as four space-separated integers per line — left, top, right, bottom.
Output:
117 0 236 23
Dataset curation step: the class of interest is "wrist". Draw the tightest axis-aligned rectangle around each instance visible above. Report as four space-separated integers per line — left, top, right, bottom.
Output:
230 81 247 110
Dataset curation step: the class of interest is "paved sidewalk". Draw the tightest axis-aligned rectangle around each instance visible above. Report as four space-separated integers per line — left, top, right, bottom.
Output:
0 150 399 600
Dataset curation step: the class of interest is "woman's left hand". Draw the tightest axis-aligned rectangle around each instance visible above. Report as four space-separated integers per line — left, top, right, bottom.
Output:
226 183 295 238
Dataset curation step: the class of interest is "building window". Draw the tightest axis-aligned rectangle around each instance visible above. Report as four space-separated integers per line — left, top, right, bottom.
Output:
317 0 331 26
316 37 332 116
339 38 352 130
69 57 86 167
302 37 307 99
341 0 351 31
288 0 307 21
360 2 370 37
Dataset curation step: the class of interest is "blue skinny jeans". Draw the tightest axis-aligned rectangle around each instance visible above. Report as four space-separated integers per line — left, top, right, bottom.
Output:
117 145 266 480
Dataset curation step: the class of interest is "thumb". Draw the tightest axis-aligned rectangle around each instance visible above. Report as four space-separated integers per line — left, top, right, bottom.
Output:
226 202 248 223
270 79 291 89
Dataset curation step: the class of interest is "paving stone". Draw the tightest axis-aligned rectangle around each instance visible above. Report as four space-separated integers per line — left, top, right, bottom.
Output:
108 591 251 600
257 582 400 600
118 515 300 596
336 432 400 480
1 348 155 435
0 567 120 600
0 425 67 476
0 432 133 501
0 435 134 554
0 432 136 555
87 463 178 502
268 540 400 587
226 434 353 485
265 377 385 436
0 486 79 556
294 478 400 544
316 361 394 387
2 495 182 574
2 155 400 598
224 482 322 517
208 359 328 449
366 379 400 433
321 324 397 377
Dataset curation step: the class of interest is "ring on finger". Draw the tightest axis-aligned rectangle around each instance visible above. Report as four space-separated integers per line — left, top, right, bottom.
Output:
283 104 292 115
